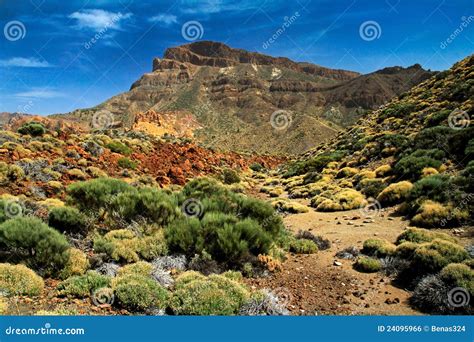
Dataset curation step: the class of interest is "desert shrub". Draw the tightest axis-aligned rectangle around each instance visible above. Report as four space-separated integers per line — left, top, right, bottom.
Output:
440 263 474 294
17 122 46 137
221 169 240 184
396 228 456 245
106 140 132 155
0 263 44 296
394 155 442 181
239 289 290 315
314 189 366 211
289 238 318 254
271 199 309 213
425 109 451 127
379 102 416 121
0 296 7 314
412 239 469 274
283 152 344 177
249 163 264 172
413 127 452 151
410 274 450 313
67 178 132 212
395 242 419 259
48 206 87 234
60 248 89 279
358 178 386 198
113 274 169 311
377 181 413 206
354 256 382 273
109 187 179 225
170 272 249 315
295 230 331 250
57 271 110 298
374 165 392 177
94 230 167 263
117 157 137 169
336 167 358 178
0 217 69 273
421 167 438 178
362 239 396 257
411 200 468 228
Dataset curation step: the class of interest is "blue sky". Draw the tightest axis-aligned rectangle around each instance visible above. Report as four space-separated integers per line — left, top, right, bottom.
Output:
0 0 473 115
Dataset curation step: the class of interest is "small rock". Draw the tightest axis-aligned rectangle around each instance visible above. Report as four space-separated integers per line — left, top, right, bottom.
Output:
347 221 354 225
387 217 394 221
334 261 342 266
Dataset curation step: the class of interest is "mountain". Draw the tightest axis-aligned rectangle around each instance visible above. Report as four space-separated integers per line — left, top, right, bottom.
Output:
281 54 473 227
58 41 434 154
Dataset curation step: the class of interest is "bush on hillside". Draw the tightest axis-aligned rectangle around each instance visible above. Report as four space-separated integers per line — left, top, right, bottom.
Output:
354 257 382 273
221 169 240 184
106 140 132 155
67 178 132 212
48 206 87 234
17 122 46 137
412 239 469 274
0 263 44 296
376 181 413 206
0 217 69 274
57 271 110 298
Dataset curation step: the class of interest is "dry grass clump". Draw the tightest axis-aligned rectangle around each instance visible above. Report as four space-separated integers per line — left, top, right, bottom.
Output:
374 164 392 177
312 188 367 211
271 199 309 213
377 181 413 205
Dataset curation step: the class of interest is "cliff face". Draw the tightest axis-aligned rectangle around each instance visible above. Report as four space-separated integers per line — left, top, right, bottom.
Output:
58 41 434 154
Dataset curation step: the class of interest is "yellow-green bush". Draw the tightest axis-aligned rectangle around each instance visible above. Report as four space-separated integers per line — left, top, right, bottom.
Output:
362 239 396 257
354 257 382 273
374 164 392 177
0 296 7 314
336 167 358 178
113 274 169 311
377 181 413 205
0 263 44 296
170 272 249 315
60 248 90 279
412 239 469 274
411 200 468 227
57 271 110 298
314 189 366 211
439 263 474 294
396 228 456 244
271 199 309 213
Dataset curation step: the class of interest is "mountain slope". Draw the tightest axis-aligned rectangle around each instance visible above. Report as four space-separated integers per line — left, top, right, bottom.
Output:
58 41 434 154
281 54 473 227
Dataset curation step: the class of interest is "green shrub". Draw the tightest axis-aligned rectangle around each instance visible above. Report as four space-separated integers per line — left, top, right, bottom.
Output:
222 169 240 184
57 271 110 298
412 239 469 274
106 140 132 155
396 228 456 245
113 274 169 311
117 157 137 170
249 163 264 172
48 206 87 234
439 263 474 294
0 263 44 296
283 152 344 177
379 102 416 121
425 110 451 127
109 187 179 225
289 239 318 254
395 242 419 259
170 272 249 315
17 122 46 137
0 217 69 273
67 178 133 212
354 257 382 273
394 155 442 181
358 178 386 198
362 239 396 257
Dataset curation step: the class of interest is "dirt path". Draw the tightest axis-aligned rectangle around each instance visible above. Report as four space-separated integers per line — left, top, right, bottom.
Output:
247 179 420 315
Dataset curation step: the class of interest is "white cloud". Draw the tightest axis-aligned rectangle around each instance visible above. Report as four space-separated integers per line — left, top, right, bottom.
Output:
68 9 132 32
14 88 66 99
0 57 52 68
149 14 178 26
